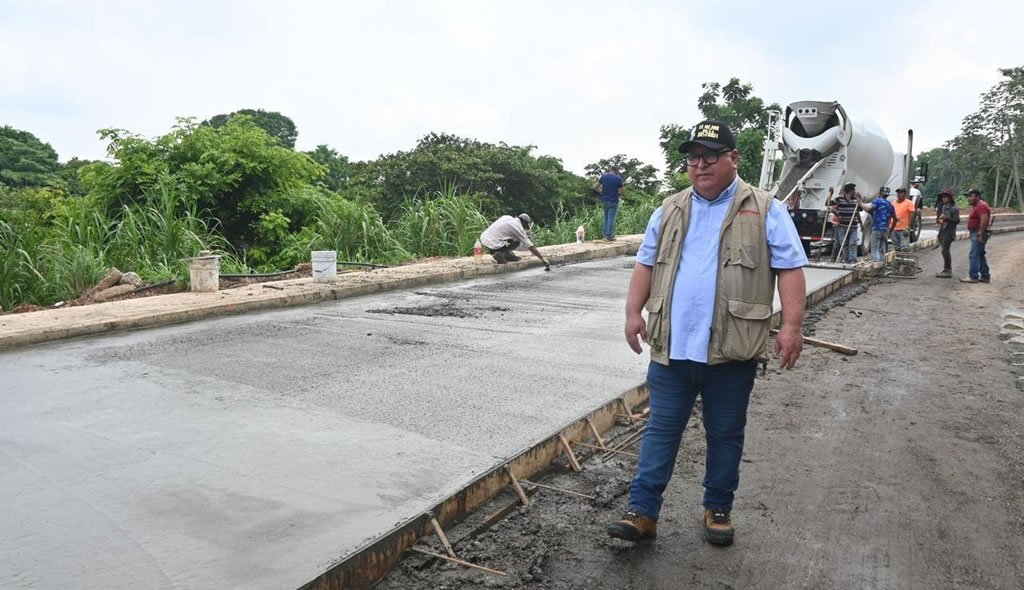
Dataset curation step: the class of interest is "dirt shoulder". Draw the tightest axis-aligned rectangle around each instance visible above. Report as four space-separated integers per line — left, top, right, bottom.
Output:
378 233 1024 590
0 238 639 351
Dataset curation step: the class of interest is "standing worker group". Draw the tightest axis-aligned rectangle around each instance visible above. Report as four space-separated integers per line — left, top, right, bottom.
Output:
609 120 807 547
598 167 625 241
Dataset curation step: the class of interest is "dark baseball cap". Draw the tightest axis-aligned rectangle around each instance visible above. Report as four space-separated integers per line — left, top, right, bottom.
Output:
679 120 736 153
963 188 982 196
938 187 954 197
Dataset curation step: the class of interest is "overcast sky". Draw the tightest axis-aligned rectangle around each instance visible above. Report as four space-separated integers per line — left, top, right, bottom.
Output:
2 0 1022 177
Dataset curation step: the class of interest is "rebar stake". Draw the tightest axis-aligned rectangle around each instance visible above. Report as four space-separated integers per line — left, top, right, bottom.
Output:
522 479 596 500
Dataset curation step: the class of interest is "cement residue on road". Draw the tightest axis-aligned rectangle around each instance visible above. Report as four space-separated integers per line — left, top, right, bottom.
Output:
366 302 511 318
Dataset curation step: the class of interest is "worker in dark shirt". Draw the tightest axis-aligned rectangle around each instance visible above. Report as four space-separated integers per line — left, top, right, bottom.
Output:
830 183 861 263
934 188 960 278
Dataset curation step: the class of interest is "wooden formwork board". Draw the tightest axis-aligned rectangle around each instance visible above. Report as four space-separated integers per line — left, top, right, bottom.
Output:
297 383 649 590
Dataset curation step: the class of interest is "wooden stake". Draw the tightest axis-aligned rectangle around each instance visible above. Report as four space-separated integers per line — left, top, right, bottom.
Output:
427 512 455 558
408 547 507 577
521 479 596 500
585 417 606 449
558 433 582 472
572 440 638 458
619 398 637 421
771 328 858 356
503 465 530 507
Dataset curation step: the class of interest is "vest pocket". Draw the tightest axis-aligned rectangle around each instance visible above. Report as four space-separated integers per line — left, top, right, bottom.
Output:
721 299 772 361
727 242 760 269
645 295 666 351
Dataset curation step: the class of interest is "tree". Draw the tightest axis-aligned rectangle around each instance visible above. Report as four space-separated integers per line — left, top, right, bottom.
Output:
659 78 779 189
57 157 97 197
0 126 60 187
81 116 322 247
204 109 299 149
957 66 1024 209
354 133 590 222
584 155 660 194
304 145 351 192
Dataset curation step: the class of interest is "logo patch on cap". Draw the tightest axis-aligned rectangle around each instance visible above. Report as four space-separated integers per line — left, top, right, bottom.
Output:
694 123 721 140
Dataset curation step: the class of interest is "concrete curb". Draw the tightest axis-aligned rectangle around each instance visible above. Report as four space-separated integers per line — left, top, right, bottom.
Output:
0 238 642 352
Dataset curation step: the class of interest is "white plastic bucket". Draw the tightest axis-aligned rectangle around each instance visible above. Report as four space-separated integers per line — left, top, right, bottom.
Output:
311 250 337 283
188 255 220 292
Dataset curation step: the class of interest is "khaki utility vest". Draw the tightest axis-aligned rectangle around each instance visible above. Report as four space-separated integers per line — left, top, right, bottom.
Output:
646 180 776 366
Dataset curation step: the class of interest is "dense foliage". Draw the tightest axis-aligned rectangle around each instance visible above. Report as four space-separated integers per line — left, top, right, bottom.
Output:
659 78 780 192
2 69 1019 310
918 67 1024 208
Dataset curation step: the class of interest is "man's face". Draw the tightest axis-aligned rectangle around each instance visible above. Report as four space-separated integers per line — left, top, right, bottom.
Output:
967 194 979 205
896 191 907 201
687 146 738 198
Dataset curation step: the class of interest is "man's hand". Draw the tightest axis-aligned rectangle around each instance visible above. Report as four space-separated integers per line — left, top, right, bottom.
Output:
774 325 803 370
625 312 648 354
543 258 551 271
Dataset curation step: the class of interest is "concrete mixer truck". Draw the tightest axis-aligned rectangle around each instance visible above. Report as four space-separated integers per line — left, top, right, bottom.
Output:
762 101 925 257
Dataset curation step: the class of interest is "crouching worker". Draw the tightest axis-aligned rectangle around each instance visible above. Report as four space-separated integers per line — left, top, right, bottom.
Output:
479 213 550 270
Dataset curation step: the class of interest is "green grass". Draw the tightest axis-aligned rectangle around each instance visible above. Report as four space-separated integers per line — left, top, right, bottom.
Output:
0 181 664 311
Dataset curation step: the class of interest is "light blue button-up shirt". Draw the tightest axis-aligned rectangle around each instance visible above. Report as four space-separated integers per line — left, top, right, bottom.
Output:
636 178 807 363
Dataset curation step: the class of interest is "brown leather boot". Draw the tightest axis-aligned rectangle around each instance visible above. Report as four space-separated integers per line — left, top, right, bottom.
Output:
704 508 734 546
606 510 657 542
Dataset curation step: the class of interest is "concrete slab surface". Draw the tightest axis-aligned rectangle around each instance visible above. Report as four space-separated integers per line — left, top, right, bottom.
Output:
0 257 852 589
1 258 652 589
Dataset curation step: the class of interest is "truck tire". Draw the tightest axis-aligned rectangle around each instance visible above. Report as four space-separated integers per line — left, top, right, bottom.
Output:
909 211 922 243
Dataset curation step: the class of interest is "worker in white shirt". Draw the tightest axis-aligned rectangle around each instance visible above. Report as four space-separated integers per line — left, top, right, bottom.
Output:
479 213 551 270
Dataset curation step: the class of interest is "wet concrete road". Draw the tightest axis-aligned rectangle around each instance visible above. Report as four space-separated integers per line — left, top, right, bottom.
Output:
0 258 847 589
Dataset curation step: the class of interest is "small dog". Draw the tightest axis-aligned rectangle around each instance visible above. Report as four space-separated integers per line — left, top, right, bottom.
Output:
575 225 585 244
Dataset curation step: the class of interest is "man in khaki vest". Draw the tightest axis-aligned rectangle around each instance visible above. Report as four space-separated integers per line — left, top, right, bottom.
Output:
607 120 808 547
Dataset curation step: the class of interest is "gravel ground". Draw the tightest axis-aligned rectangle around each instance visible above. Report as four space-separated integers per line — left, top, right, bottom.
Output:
377 232 1024 590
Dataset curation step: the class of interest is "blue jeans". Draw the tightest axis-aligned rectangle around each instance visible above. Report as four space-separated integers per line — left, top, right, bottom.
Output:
833 225 858 263
892 230 909 252
628 359 757 518
602 200 619 239
870 229 888 262
968 230 990 279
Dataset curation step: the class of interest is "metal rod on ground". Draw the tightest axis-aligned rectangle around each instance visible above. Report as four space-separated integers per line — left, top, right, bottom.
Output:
585 417 607 449
521 480 596 500
427 512 456 558
558 434 582 472
844 306 898 315
408 547 507 577
503 465 530 507
602 427 646 462
572 441 638 458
